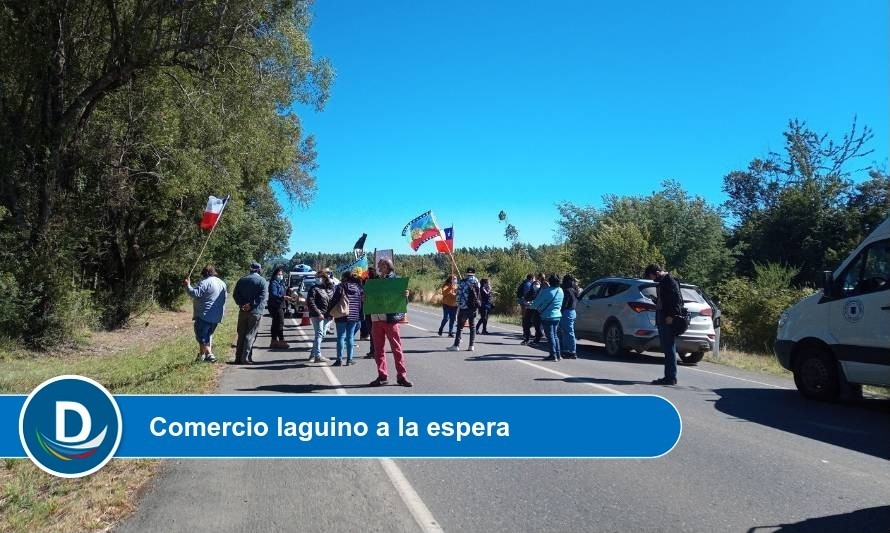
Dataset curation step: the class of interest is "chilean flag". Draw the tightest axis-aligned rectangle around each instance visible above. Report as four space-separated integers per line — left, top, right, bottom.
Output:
199 195 229 232
435 226 453 253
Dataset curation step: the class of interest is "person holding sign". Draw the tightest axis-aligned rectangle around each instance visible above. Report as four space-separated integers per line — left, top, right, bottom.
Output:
364 258 412 387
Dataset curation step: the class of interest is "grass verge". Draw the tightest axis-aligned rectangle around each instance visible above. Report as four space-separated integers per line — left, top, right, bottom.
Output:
0 309 236 533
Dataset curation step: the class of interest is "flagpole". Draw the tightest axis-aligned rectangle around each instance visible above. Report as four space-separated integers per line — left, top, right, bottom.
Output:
187 197 229 279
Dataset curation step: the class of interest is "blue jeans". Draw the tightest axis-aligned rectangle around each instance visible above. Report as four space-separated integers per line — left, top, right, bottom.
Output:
559 310 576 354
542 319 560 357
657 324 678 380
310 317 329 357
335 320 361 362
439 305 457 334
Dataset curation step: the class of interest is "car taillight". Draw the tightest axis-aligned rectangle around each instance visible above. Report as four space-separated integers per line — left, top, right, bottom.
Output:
627 302 656 313
699 308 713 317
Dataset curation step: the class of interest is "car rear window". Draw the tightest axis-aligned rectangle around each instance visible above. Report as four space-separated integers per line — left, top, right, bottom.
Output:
639 284 705 304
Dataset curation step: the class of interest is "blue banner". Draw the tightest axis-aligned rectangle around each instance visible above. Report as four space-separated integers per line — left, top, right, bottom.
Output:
1 395 681 459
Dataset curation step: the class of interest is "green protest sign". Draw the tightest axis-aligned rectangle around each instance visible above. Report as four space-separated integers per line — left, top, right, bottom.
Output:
363 278 409 314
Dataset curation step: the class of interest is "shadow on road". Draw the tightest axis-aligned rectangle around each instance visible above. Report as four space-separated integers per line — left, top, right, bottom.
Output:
746 505 890 533
712 388 890 460
236 383 369 394
534 376 651 386
464 353 552 362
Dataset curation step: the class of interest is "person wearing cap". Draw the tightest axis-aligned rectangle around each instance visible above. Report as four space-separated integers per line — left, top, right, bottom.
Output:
531 274 564 361
232 261 269 364
644 263 682 385
447 267 481 352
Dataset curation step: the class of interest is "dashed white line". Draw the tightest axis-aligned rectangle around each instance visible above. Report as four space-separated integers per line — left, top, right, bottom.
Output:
290 317 445 533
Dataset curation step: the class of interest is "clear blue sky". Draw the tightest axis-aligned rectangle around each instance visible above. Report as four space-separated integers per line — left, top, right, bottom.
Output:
280 0 888 256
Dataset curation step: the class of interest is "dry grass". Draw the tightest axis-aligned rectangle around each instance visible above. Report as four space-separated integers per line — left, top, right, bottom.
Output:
0 308 234 533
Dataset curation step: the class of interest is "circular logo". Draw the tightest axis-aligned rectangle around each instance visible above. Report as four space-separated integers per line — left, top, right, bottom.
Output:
19 375 122 478
843 299 865 323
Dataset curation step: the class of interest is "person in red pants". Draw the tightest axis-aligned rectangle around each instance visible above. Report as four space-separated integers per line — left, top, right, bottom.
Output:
368 258 412 387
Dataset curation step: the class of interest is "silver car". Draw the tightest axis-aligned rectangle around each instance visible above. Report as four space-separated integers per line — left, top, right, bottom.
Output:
574 277 717 364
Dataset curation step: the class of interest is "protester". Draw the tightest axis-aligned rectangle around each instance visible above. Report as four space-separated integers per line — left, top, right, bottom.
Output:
520 275 542 345
559 274 580 358
183 264 227 363
368 258 412 387
532 274 564 361
476 277 493 334
331 271 364 366
516 273 533 307
447 267 481 352
307 271 334 364
437 274 458 337
267 267 291 349
644 263 683 385
362 265 377 357
232 262 268 364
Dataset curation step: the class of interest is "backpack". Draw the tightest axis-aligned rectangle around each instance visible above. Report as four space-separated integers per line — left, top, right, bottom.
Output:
467 282 481 310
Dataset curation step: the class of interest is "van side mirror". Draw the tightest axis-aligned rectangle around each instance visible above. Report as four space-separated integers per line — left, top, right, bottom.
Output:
821 271 835 297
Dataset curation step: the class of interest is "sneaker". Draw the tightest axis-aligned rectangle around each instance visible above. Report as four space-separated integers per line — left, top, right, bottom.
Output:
438 330 443 336
651 377 677 385
312 356 328 364
331 360 342 367
364 353 375 359
448 332 454 338
520 340 529 346
369 377 388 387
467 345 475 352
446 345 460 352
346 360 355 366
397 377 413 387
203 354 217 363
543 355 557 361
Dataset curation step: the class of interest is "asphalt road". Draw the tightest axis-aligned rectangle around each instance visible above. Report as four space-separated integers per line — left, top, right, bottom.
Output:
115 305 890 533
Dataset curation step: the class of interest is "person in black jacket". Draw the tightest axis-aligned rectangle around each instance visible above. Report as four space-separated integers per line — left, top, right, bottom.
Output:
645 263 683 385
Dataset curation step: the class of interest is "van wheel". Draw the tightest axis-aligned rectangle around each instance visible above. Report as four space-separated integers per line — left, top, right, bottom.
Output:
678 351 704 365
793 348 840 401
603 322 625 357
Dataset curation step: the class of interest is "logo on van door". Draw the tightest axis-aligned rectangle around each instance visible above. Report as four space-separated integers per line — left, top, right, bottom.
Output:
842 299 864 323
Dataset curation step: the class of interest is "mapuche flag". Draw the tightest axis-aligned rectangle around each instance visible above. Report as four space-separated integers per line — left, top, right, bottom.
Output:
401 210 441 251
435 226 453 253
199 195 230 232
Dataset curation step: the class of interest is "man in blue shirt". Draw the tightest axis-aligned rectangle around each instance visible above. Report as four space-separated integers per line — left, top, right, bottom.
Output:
184 264 228 362
233 261 268 364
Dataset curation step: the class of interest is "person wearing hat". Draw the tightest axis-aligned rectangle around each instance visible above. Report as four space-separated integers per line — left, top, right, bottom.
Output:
531 274 565 361
644 263 682 385
447 267 481 352
232 261 269 364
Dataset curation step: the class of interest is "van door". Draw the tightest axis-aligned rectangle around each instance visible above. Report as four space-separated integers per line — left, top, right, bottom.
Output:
829 238 890 386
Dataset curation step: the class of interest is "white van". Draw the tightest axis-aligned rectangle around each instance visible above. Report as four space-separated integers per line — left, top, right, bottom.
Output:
775 218 890 400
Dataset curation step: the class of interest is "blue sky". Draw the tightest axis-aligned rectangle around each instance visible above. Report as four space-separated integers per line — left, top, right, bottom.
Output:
280 0 888 256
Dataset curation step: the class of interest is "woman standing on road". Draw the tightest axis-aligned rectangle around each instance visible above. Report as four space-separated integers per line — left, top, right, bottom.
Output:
532 274 564 361
332 271 364 366
438 274 458 337
559 274 580 358
267 267 291 349
307 271 334 364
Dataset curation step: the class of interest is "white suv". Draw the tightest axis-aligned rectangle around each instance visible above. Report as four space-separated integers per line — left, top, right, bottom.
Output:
574 277 718 364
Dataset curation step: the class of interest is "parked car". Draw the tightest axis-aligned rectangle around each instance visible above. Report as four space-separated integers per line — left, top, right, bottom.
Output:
574 277 717 364
285 269 316 317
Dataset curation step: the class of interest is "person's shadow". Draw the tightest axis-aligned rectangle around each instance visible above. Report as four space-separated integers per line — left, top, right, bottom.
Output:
747 505 890 533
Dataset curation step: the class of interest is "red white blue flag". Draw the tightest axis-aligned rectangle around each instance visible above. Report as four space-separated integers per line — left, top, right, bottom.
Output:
435 226 453 253
199 195 229 232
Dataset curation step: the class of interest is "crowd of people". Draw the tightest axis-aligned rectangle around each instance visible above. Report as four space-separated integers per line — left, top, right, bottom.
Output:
183 259 686 388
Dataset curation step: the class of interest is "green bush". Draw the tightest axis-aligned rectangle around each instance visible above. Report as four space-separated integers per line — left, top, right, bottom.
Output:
712 263 813 353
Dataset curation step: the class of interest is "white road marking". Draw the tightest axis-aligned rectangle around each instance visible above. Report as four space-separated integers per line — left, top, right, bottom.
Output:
680 366 790 389
289 317 445 533
516 360 625 395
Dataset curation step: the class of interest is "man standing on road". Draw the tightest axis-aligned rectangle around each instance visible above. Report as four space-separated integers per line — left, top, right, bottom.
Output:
233 261 268 365
645 263 682 385
447 267 481 352
184 264 227 363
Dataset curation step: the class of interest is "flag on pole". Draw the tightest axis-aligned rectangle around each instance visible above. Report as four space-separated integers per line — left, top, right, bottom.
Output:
337 254 369 279
353 233 368 260
401 210 441 251
435 226 454 253
199 195 230 232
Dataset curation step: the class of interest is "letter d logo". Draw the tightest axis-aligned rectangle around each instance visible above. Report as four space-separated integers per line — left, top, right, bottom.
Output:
19 376 122 478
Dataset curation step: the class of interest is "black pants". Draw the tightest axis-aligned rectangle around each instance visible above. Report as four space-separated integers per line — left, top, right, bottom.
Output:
522 308 541 342
270 306 285 342
476 307 490 333
453 308 476 347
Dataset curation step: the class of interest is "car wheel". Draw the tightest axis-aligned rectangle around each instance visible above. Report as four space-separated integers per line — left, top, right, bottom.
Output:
603 321 624 357
793 347 840 401
678 352 704 365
